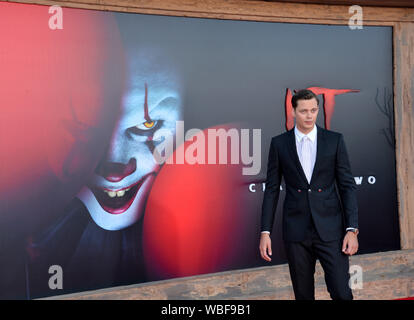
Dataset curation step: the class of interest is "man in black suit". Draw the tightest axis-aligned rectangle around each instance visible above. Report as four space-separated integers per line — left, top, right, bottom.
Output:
259 89 359 300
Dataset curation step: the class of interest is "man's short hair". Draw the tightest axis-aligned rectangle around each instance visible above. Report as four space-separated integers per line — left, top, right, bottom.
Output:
291 89 319 109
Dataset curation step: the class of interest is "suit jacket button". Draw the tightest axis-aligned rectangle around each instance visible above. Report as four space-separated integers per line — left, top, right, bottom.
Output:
308 189 311 192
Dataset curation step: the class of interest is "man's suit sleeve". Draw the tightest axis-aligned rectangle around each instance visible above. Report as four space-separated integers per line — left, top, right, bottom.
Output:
260 138 282 234
335 134 359 229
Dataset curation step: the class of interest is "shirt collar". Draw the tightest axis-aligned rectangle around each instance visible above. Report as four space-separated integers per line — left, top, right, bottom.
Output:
294 124 317 143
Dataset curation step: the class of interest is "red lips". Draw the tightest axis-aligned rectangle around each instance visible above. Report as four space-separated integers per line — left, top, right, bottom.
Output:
90 173 149 214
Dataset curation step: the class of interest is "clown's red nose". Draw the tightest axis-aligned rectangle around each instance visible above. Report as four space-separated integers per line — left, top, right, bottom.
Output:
95 158 137 182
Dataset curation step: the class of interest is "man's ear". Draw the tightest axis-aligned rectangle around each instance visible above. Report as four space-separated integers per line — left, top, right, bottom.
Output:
291 108 296 118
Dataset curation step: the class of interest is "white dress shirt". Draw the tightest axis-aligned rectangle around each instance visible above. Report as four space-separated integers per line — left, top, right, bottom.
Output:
262 124 355 235
295 124 317 183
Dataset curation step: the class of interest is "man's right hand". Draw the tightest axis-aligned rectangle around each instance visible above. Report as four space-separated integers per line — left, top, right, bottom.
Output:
259 233 272 262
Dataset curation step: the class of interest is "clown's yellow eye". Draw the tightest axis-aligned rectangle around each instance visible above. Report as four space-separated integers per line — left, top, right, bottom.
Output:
144 121 155 128
128 119 164 137
136 120 157 130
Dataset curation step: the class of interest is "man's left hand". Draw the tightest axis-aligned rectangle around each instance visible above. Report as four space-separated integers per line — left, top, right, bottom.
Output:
342 232 359 255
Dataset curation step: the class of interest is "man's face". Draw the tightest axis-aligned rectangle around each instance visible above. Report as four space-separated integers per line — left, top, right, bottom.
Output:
292 98 319 132
77 52 182 230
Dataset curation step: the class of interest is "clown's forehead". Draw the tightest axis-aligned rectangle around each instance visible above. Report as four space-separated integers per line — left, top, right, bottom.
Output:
118 58 181 129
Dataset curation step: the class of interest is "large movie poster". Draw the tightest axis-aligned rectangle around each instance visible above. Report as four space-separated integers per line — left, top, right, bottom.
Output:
0 2 399 299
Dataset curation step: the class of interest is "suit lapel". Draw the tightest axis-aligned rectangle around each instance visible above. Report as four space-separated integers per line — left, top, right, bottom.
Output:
309 125 324 186
287 128 308 185
287 124 324 186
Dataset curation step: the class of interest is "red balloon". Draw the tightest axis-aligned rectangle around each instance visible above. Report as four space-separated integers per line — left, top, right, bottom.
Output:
143 124 258 280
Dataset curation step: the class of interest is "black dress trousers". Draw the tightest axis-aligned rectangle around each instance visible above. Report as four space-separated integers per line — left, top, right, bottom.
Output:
283 216 353 300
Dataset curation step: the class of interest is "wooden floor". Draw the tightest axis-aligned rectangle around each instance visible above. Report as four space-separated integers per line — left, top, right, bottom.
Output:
45 249 414 300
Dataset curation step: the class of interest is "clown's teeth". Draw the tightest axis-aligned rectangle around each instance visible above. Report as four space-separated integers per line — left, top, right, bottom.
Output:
103 187 131 197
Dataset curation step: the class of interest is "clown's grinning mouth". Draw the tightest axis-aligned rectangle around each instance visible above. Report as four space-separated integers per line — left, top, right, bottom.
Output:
89 175 149 215
103 188 131 198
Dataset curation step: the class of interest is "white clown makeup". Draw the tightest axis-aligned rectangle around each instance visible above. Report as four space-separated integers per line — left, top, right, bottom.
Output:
77 49 183 230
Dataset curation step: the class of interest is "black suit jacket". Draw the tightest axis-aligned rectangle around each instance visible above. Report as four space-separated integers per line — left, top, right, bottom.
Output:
261 125 358 242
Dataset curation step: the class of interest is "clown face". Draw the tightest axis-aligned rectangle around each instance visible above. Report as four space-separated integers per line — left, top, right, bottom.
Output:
77 50 182 230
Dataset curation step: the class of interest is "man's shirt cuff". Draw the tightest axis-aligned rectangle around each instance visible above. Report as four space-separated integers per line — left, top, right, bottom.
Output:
346 227 357 231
